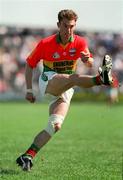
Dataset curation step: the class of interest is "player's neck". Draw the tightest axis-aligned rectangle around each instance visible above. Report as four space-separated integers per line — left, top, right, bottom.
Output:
60 36 69 45
59 33 72 45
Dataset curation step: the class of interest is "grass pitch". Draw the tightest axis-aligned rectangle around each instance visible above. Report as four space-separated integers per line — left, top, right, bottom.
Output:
0 102 123 180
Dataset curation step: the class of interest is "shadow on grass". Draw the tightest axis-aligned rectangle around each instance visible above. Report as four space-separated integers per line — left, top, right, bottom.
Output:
0 168 20 175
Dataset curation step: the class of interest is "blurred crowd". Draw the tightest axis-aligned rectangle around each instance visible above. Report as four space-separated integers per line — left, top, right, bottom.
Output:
0 26 123 102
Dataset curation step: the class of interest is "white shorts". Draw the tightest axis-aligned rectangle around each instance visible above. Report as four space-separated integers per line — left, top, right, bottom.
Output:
39 71 74 104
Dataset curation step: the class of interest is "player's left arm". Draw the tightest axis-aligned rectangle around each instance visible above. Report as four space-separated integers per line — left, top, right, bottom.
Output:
80 48 94 67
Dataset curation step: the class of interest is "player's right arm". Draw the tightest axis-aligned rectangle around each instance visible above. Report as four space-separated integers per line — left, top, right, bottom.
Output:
25 40 44 103
25 63 36 103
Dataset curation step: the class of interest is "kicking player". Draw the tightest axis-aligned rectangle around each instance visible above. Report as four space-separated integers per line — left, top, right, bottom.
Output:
16 9 114 171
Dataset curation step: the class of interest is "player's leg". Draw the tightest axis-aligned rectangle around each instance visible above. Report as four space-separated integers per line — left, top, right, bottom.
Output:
24 98 70 151
46 55 114 96
46 73 107 97
32 98 70 144
46 73 92 95
16 89 73 171
16 100 70 171
24 90 72 153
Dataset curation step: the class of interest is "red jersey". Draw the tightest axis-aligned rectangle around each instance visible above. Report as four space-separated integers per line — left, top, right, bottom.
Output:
26 33 91 74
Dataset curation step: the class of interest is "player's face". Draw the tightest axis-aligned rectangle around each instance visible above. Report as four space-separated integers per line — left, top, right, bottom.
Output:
58 18 76 44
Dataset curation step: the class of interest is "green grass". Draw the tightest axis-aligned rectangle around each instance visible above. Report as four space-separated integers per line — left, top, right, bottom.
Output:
0 102 123 180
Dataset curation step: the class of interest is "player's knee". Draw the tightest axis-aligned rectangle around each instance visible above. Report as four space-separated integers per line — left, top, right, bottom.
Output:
54 123 62 132
45 114 64 136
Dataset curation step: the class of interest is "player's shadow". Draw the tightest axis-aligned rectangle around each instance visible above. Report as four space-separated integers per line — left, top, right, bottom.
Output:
0 168 20 175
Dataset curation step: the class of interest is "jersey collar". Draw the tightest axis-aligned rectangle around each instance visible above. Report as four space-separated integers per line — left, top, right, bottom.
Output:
56 33 74 44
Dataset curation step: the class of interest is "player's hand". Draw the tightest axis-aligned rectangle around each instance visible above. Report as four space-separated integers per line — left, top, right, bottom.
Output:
25 92 36 103
81 51 90 62
81 52 93 67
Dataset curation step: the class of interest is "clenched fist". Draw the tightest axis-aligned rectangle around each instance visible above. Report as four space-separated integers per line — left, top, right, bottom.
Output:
25 92 36 103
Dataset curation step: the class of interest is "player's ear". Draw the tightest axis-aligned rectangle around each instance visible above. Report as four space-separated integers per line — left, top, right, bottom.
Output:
57 22 60 28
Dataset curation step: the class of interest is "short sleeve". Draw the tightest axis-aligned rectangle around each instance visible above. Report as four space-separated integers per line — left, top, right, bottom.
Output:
26 40 44 68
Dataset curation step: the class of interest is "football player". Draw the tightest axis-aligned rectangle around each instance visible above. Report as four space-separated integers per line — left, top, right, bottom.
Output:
16 9 115 171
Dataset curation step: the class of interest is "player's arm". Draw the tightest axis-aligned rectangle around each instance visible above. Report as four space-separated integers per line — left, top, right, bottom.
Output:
79 37 94 67
25 40 43 103
25 63 36 103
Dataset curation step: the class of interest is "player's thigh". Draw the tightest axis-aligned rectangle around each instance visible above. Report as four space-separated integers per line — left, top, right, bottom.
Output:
49 98 70 117
46 74 73 96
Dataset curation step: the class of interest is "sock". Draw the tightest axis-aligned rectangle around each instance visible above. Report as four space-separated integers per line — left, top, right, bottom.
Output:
24 143 40 159
92 75 102 85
